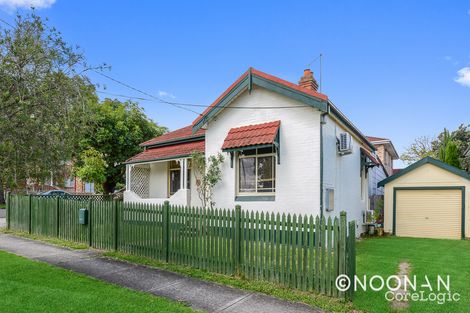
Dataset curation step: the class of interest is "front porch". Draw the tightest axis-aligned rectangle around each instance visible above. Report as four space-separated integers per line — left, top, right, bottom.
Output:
124 158 193 206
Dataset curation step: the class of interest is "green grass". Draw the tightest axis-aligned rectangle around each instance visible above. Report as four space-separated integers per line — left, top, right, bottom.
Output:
0 250 198 313
0 228 89 249
354 237 470 313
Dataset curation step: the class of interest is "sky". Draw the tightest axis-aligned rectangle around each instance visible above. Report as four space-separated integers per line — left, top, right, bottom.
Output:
1 0 469 168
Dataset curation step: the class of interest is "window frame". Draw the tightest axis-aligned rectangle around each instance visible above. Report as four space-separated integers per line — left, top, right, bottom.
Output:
236 147 276 196
325 188 335 212
167 160 191 197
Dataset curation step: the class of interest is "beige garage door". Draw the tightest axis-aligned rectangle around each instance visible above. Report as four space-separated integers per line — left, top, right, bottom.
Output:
396 189 462 239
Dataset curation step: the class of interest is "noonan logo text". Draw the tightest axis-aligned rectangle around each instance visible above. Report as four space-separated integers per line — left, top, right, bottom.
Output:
335 274 460 304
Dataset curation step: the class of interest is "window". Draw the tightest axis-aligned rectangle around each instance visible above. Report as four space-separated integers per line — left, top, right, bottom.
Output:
168 160 191 196
237 147 276 194
325 188 334 212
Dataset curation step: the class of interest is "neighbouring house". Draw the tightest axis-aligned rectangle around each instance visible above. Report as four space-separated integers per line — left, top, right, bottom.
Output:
379 157 470 240
25 161 95 194
124 68 384 235
365 136 399 215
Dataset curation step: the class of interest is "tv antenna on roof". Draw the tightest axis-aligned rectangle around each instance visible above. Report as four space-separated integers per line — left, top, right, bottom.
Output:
306 53 323 93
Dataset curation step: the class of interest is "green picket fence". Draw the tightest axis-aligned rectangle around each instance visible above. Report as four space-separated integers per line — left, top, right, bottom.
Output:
6 194 356 299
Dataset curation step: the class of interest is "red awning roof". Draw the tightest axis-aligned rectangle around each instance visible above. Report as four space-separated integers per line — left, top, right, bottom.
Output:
127 140 205 164
360 147 379 165
222 121 280 150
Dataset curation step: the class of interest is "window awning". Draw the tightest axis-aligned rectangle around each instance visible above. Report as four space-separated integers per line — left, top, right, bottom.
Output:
361 147 380 167
222 121 280 167
222 120 280 151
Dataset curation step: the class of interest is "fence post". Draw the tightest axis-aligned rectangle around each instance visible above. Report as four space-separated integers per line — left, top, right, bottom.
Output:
114 200 119 251
28 194 32 234
88 199 93 247
6 191 10 230
163 201 170 263
347 220 356 300
56 197 60 237
234 205 241 275
339 211 347 299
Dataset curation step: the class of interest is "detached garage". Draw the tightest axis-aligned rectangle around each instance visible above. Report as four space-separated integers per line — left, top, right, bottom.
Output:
379 157 470 240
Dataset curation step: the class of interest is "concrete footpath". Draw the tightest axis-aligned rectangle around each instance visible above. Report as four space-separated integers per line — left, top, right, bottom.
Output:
0 233 325 313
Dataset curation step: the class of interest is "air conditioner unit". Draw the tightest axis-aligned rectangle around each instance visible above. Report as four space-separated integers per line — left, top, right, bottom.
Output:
338 132 352 154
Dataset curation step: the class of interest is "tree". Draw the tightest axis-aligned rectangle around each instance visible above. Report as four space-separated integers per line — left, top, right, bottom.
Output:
433 124 469 172
191 151 225 208
400 136 434 165
0 12 97 198
74 148 107 193
436 128 461 169
75 99 166 194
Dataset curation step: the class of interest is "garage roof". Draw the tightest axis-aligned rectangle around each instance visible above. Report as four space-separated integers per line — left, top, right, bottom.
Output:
378 157 470 187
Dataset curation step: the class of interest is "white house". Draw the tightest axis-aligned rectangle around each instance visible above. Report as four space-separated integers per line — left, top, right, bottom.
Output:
124 68 384 235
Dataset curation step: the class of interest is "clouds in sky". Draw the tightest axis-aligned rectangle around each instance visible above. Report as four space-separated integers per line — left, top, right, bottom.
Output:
455 67 470 87
158 91 176 99
0 0 55 10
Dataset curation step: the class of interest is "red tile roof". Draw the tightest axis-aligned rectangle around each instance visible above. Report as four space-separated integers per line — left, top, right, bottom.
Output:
366 136 389 142
192 68 328 126
392 168 402 175
360 147 379 165
222 121 280 150
127 140 205 163
140 125 205 147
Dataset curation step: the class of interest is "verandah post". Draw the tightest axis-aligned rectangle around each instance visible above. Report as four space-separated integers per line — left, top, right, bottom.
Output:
163 200 170 263
234 204 241 275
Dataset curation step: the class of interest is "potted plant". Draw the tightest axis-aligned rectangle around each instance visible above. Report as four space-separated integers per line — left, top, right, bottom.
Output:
374 197 384 236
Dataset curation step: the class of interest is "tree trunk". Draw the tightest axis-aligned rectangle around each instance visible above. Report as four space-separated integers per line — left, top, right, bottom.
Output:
102 179 116 195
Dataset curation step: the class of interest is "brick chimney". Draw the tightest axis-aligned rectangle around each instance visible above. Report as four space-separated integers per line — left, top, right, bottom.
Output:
299 69 319 91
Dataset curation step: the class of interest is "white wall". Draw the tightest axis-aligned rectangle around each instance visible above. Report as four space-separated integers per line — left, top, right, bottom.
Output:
205 86 322 216
149 162 168 198
322 115 367 235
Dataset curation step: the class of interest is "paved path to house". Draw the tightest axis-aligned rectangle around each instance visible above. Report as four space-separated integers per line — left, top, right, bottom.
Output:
0 234 325 313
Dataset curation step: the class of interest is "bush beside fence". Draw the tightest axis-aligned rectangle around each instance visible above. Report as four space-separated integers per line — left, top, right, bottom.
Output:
5 194 356 299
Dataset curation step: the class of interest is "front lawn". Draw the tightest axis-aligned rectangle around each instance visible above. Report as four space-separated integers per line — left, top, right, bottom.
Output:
354 237 470 313
0 250 197 313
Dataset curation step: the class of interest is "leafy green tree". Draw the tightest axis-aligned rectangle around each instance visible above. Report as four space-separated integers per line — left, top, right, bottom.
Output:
436 129 461 169
75 99 166 194
191 151 225 208
433 124 469 172
74 148 107 193
0 12 97 199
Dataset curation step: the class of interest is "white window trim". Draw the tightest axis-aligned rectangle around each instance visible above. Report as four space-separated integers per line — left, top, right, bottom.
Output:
235 149 276 196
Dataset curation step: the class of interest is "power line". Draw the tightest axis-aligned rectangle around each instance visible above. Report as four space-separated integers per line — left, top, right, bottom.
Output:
90 69 202 115
96 90 316 110
2 17 320 112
